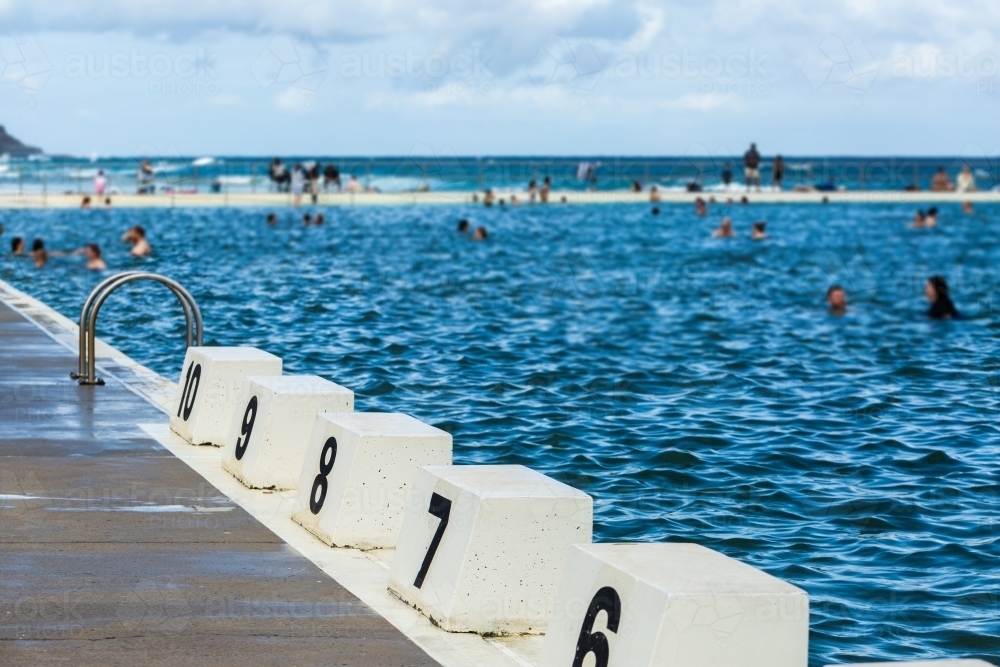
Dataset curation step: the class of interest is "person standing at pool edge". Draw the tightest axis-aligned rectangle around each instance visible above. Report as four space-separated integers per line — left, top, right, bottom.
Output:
744 143 762 192
721 162 733 189
291 164 305 208
773 155 785 190
94 170 107 196
137 160 155 194
926 276 959 319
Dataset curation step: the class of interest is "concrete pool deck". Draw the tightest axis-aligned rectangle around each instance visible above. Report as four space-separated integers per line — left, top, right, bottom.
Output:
0 280 540 667
0 189 997 209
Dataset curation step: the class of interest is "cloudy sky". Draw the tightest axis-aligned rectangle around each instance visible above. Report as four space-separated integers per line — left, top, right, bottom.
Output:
0 0 998 156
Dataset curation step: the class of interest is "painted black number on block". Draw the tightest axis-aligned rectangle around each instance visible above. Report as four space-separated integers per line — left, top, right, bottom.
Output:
309 437 338 515
571 586 622 667
413 492 451 589
233 396 258 461
177 362 202 421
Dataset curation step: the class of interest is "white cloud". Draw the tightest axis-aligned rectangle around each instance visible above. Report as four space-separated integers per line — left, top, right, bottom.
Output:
663 92 741 112
273 86 314 111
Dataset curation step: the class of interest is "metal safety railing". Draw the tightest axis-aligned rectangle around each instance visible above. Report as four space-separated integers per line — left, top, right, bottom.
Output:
71 272 203 386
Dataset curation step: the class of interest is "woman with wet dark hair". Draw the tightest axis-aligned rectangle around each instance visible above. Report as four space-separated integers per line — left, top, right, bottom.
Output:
30 238 47 268
925 275 959 320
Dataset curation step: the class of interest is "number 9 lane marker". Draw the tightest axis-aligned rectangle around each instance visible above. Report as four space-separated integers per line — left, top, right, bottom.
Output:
221 375 353 490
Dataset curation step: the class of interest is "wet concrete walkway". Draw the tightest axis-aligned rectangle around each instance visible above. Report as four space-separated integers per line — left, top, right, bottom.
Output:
0 299 440 666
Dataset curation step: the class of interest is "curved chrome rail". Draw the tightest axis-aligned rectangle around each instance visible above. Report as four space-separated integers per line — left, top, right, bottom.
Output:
72 272 203 386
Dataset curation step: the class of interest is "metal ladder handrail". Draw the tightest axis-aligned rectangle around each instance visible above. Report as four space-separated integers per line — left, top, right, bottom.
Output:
73 272 203 386
72 271 195 381
72 271 146 380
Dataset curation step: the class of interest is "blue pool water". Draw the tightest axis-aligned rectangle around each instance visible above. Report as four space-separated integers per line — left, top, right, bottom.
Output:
2 202 998 665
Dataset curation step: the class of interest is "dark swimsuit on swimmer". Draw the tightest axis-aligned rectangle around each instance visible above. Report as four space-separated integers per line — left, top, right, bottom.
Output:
928 298 959 320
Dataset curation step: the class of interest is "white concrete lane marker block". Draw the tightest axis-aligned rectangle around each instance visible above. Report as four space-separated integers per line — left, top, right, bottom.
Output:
220 375 354 490
539 543 809 667
169 347 282 446
388 464 593 635
291 412 452 549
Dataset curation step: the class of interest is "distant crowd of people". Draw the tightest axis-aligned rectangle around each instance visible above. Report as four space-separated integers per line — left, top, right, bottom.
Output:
97 152 985 203
269 158 368 208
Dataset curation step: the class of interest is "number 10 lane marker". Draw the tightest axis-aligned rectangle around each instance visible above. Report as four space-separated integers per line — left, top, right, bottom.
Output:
169 347 281 447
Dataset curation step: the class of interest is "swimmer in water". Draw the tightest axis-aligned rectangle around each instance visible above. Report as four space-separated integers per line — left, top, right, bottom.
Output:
826 285 847 315
651 207 660 215
84 243 107 270
712 217 734 237
267 213 277 226
122 225 151 257
650 185 660 202
303 213 312 225
925 207 938 227
104 197 112 207
81 196 91 209
11 236 25 255
695 197 707 217
925 275 959 319
911 210 927 228
740 195 749 205
962 201 974 215
473 226 488 241
457 219 470 233
510 194 519 205
314 213 325 226
751 222 767 240
484 189 495 207
31 239 47 268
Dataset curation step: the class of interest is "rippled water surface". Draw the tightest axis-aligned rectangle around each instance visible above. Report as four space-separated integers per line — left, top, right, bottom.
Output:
3 202 998 665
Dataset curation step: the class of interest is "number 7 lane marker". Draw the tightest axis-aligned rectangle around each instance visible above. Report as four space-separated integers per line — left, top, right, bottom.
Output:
139 423 538 667
413 492 451 589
